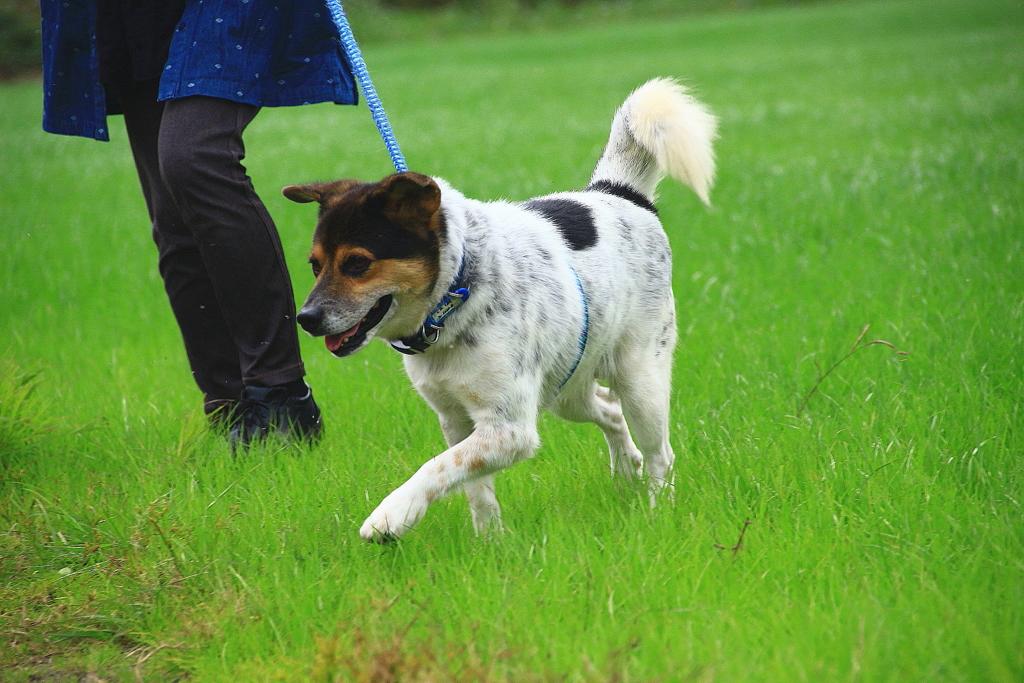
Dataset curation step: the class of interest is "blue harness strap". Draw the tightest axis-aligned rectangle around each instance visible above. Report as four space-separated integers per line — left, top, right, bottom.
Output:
325 0 409 173
558 266 590 389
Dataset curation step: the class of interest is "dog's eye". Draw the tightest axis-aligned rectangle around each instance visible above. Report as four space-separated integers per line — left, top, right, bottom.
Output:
309 258 322 277
342 255 372 278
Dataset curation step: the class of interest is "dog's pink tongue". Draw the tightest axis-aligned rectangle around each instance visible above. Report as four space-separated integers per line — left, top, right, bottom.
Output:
325 319 362 352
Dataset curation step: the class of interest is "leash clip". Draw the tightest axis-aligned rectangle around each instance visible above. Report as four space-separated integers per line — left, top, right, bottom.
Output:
421 324 442 346
420 287 471 347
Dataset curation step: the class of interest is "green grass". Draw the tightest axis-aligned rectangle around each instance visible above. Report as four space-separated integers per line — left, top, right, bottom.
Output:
2 0 1023 680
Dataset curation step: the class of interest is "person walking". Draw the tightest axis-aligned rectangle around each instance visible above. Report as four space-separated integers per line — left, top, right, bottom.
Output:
40 0 358 445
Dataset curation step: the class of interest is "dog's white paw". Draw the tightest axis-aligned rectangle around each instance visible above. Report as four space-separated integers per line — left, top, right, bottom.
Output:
359 489 428 543
611 448 644 481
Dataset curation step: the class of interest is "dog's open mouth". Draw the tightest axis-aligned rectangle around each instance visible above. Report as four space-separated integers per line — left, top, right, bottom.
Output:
324 295 393 357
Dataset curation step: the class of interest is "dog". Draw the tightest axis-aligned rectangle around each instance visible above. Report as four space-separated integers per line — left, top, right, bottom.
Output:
284 78 717 542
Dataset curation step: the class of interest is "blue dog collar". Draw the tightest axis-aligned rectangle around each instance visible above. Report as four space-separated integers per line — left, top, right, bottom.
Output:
390 255 471 355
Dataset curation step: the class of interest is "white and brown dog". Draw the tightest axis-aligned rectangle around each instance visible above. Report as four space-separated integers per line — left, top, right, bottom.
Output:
284 78 717 542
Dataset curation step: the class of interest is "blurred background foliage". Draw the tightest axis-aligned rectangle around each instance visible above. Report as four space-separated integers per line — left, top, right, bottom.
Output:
0 0 40 79
3 0 836 80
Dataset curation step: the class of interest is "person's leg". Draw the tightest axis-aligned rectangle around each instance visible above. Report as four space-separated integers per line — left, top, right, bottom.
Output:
156 95 320 443
116 79 243 416
156 95 305 389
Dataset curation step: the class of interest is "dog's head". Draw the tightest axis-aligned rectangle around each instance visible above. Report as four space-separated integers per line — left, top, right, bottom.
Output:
283 172 444 357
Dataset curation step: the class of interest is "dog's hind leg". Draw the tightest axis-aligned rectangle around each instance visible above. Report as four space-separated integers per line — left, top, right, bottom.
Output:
612 346 676 506
556 383 643 482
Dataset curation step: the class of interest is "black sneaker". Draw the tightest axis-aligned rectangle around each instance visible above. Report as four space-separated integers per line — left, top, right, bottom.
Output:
205 398 240 430
229 383 323 448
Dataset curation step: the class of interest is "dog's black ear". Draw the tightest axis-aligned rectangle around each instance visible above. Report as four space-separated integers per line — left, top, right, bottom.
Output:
374 172 441 232
283 179 358 204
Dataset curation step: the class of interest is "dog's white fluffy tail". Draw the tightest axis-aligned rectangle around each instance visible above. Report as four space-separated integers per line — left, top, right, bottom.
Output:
590 78 718 205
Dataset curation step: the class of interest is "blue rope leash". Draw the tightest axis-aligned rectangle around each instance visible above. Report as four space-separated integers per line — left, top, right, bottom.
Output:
324 2 588 379
325 0 409 173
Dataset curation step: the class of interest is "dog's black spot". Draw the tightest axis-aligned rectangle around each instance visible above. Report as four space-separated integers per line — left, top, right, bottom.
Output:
587 180 658 215
523 199 597 250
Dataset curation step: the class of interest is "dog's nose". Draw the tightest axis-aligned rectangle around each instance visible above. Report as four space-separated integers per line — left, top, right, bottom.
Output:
296 306 323 333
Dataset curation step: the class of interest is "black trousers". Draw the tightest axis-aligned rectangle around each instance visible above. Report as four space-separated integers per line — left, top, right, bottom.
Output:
116 79 305 413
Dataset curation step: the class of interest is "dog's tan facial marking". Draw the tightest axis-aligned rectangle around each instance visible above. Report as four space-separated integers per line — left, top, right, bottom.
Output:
315 250 436 299
374 256 438 297
308 244 328 277
333 247 376 279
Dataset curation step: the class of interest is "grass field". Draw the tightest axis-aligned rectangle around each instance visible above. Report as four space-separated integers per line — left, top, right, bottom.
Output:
2 0 1023 680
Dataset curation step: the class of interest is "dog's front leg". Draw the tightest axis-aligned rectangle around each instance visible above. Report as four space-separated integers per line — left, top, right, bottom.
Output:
359 423 538 542
438 414 503 536
463 475 501 536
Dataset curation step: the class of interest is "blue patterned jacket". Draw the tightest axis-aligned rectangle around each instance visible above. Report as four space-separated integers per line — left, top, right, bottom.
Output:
41 0 358 141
